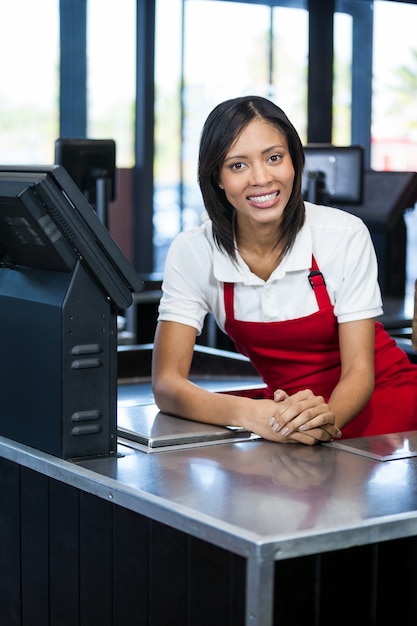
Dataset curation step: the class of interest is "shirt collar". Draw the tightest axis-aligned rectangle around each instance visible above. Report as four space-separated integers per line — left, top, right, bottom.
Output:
212 218 313 284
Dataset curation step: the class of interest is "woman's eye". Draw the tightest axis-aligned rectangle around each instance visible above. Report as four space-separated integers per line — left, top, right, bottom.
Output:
269 153 282 163
230 162 243 171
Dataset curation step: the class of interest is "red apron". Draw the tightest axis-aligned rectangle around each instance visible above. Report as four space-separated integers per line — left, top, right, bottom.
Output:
224 257 417 439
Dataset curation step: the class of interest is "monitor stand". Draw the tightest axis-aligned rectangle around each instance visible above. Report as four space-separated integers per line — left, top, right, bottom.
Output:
0 260 117 459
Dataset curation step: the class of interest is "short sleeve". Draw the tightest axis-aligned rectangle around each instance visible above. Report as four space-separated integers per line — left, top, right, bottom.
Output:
331 216 383 322
157 229 213 334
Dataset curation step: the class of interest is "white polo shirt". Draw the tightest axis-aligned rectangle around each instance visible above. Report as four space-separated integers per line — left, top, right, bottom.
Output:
158 202 383 335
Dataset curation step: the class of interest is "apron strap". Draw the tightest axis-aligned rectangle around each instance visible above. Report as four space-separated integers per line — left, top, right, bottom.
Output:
309 256 331 310
224 282 235 320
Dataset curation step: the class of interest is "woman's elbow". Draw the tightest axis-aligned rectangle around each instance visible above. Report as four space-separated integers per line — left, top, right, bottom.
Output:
152 371 182 415
152 373 169 409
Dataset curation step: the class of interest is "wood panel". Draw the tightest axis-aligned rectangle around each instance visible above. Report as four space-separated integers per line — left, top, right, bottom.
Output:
20 468 50 625
113 505 150 624
49 480 81 625
79 492 114 625
2 455 417 625
0 457 21 625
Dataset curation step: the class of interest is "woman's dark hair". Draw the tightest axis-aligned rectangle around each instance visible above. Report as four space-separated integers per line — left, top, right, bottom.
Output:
198 95 305 261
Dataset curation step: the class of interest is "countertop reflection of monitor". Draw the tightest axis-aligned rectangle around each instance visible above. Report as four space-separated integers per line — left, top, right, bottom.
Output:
303 144 364 205
0 164 142 308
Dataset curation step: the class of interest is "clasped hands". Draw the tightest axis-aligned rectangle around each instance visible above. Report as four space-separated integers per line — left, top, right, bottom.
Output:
263 388 341 445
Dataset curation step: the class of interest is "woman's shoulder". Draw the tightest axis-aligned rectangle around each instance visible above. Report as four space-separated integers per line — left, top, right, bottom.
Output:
302 201 373 264
304 202 364 228
304 201 365 231
172 219 215 248
167 220 212 255
166 220 216 270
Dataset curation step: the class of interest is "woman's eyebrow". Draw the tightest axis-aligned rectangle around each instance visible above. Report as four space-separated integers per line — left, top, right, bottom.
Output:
224 144 286 162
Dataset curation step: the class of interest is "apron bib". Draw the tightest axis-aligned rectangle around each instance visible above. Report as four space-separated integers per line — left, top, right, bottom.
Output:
224 257 417 438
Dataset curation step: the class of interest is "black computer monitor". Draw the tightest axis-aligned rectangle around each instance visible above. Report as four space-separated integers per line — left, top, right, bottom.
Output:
0 165 142 459
303 144 364 205
55 138 116 226
0 164 141 309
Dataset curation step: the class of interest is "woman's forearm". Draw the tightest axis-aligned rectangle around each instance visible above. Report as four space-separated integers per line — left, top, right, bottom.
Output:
328 369 374 430
330 319 376 431
153 373 255 428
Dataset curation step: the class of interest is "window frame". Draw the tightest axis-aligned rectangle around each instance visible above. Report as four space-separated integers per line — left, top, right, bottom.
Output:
59 0 416 273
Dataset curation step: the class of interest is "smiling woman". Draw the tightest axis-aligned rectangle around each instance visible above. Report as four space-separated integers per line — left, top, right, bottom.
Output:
152 94 417 446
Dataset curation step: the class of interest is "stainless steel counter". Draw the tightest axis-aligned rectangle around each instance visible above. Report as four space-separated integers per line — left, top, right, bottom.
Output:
2 410 417 625
83 428 417 552
2 298 416 623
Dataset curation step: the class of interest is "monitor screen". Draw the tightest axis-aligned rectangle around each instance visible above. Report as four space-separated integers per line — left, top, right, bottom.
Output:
302 144 364 205
55 138 116 206
0 165 142 309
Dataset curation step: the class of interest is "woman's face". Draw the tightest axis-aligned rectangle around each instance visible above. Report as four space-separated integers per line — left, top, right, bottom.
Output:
218 119 295 230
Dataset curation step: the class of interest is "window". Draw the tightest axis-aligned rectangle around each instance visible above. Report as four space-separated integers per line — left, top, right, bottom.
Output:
371 0 417 172
154 0 308 272
372 1 417 297
0 0 59 165
87 0 136 167
271 6 309 141
333 12 353 145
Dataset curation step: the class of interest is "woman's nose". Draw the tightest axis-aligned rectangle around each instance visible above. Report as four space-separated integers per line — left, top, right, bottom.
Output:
250 161 272 185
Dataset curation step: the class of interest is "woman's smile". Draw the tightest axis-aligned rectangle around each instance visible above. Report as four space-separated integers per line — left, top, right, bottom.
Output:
247 190 280 208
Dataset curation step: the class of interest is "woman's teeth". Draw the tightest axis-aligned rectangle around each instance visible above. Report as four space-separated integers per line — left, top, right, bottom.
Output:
248 192 278 203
